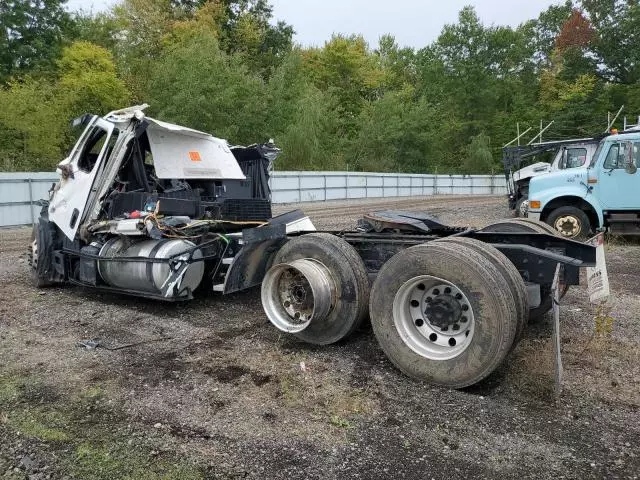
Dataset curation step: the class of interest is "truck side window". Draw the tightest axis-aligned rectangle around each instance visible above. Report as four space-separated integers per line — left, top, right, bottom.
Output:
603 144 621 169
564 148 587 169
78 127 115 173
603 142 640 170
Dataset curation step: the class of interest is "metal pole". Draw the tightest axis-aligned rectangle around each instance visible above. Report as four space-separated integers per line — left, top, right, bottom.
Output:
517 123 520 146
490 168 495 195
323 175 327 202
503 127 532 147
434 167 438 195
540 119 543 143
606 105 624 132
527 121 554 145
27 178 34 225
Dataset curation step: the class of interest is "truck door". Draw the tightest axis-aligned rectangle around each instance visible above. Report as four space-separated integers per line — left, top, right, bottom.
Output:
48 118 116 240
597 141 640 209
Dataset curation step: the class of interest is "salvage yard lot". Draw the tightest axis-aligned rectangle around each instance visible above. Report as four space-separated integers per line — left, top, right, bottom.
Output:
1 195 639 479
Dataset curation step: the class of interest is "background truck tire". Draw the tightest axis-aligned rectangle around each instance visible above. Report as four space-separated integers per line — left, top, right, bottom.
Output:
435 237 528 345
546 206 591 239
272 233 369 345
515 197 527 218
369 242 518 388
510 217 559 236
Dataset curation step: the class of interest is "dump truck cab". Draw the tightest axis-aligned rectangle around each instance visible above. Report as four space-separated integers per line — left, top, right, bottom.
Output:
503 138 598 217
527 130 640 237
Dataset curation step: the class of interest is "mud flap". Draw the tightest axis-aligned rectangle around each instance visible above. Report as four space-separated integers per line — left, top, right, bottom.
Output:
552 263 563 396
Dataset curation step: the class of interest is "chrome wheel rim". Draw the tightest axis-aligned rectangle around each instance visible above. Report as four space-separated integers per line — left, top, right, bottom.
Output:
392 275 475 361
553 215 581 237
261 258 336 333
519 200 529 217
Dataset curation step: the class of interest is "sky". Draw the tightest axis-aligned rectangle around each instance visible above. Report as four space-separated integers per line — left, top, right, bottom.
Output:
66 0 562 49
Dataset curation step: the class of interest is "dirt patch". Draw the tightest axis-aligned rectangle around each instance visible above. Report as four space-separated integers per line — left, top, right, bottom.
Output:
1 196 640 479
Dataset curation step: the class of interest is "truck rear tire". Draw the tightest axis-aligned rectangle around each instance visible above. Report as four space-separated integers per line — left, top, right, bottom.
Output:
509 217 559 236
480 218 567 321
435 237 528 345
369 242 518 388
264 233 369 345
546 206 591 239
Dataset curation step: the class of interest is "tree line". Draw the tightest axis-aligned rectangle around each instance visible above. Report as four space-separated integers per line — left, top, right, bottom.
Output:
1 0 639 173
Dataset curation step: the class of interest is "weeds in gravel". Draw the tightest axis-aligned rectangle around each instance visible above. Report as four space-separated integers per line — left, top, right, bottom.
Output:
0 369 206 479
277 365 375 427
593 301 615 336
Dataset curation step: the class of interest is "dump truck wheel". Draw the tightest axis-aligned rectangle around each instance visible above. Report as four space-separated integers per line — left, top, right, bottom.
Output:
28 221 54 288
546 206 591 240
435 237 528 345
480 219 567 321
515 198 528 218
262 233 369 345
369 242 518 388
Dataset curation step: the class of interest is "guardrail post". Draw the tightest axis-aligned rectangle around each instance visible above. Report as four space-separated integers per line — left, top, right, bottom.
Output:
434 169 438 195
323 174 327 201
27 178 35 225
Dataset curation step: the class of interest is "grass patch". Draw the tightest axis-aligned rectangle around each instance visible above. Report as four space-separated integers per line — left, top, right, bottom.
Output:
0 376 21 405
6 407 71 442
0 369 205 479
278 370 375 426
70 443 203 480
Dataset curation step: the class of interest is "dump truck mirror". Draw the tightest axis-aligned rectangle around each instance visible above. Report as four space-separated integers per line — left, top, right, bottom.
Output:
624 141 637 174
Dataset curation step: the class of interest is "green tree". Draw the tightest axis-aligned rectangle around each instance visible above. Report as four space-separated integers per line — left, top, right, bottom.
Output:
0 77 66 170
56 41 130 118
148 30 268 143
463 133 495 173
0 0 73 82
581 0 640 84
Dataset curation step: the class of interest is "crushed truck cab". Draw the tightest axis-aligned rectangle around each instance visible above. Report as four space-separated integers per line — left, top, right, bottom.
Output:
30 106 599 389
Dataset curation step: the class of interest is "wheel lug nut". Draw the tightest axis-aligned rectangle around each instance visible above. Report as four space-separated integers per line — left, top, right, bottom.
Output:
462 304 469 311
453 324 460 331
433 288 440 295
411 300 419 308
460 317 467 323
444 287 451 294
455 293 462 300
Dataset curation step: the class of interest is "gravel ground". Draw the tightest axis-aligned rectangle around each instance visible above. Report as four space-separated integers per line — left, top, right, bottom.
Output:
1 195 639 480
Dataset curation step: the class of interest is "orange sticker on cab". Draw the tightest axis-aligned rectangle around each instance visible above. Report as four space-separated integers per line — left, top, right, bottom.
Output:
189 151 201 162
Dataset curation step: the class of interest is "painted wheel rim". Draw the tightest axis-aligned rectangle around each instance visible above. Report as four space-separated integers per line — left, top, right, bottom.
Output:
553 215 581 237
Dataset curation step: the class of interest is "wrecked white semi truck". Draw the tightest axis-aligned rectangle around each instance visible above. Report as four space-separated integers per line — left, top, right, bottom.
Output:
29 105 597 388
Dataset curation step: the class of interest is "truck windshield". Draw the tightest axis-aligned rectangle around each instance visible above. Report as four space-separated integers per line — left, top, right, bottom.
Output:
589 141 604 168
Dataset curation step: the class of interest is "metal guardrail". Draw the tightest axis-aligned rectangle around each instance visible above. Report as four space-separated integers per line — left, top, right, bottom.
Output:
0 172 507 227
